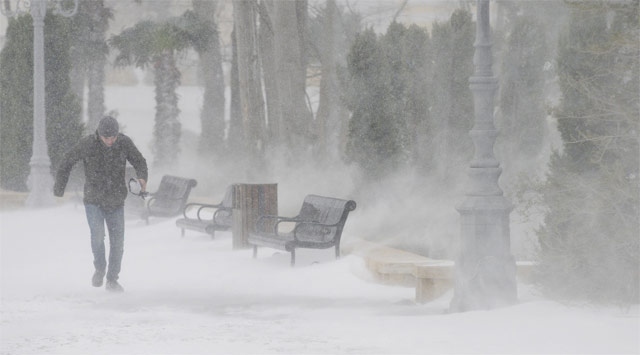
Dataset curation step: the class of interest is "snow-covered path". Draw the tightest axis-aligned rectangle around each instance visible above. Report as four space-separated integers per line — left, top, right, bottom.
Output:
1 204 638 354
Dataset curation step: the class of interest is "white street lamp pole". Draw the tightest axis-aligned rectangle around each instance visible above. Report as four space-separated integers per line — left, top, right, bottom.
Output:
1 0 77 208
26 0 53 207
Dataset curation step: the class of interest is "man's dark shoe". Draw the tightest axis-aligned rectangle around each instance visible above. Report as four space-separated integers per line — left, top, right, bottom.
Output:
105 280 124 293
92 271 105 287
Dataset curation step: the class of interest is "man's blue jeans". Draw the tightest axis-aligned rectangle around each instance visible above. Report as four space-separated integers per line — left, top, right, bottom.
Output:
84 204 125 282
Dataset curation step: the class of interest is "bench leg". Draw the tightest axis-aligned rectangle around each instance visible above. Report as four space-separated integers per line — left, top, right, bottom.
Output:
290 249 296 267
180 228 185 237
335 245 340 260
252 245 257 259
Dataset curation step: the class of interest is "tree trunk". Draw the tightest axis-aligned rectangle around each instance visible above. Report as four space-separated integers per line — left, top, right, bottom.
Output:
69 0 109 132
85 0 108 132
69 63 85 128
86 53 105 132
193 0 226 158
258 0 282 148
272 0 311 158
233 0 266 172
153 51 181 167
227 29 244 155
314 0 348 163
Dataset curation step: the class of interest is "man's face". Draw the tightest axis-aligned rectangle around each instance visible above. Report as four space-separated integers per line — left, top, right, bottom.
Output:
100 135 117 147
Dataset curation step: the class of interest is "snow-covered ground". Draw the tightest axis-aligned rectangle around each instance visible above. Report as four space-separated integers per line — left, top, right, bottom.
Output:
1 84 638 354
1 203 638 355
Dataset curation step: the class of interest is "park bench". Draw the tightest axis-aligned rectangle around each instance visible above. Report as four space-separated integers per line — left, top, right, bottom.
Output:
141 175 198 224
175 185 234 238
248 194 357 266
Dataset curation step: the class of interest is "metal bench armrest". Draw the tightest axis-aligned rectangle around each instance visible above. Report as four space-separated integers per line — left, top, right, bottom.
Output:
256 215 302 235
292 220 335 241
183 202 230 221
212 206 232 222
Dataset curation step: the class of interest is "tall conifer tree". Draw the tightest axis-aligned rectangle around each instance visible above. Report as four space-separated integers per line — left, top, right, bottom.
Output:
344 22 430 180
495 11 548 191
537 0 639 304
0 16 33 191
0 13 82 191
429 9 475 183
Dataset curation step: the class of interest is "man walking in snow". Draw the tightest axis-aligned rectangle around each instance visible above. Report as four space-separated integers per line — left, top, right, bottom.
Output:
54 116 148 292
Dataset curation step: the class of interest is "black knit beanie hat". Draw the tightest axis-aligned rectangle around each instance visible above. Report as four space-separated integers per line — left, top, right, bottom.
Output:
98 116 119 137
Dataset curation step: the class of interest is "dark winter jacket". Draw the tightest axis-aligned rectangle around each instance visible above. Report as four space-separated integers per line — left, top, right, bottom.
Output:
54 132 148 208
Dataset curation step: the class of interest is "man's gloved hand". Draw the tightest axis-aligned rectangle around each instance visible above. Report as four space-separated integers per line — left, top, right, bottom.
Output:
138 179 147 194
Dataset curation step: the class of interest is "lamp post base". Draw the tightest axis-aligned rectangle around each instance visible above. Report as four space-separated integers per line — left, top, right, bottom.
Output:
450 196 517 312
25 161 55 208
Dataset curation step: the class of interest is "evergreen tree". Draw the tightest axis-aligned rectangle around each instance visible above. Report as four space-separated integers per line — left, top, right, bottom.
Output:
45 13 84 175
0 13 83 191
344 22 430 180
0 16 33 191
537 0 639 304
379 22 412 169
344 29 395 179
394 24 431 170
495 11 548 191
429 8 475 183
